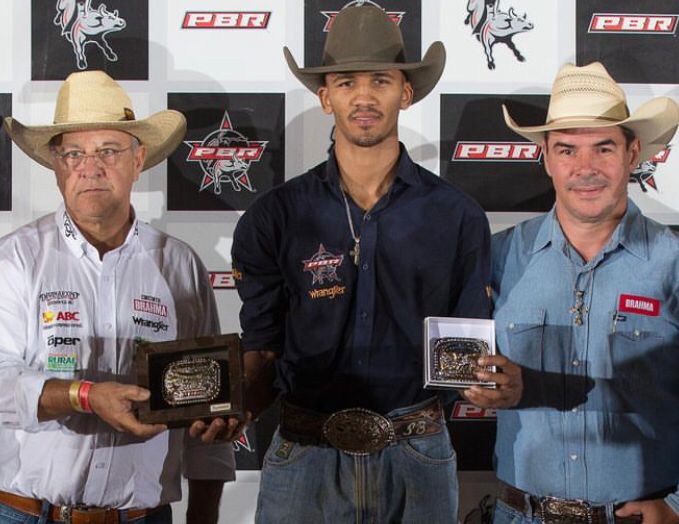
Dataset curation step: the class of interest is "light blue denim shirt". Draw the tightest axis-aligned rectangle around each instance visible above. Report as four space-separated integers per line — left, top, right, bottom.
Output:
492 200 679 513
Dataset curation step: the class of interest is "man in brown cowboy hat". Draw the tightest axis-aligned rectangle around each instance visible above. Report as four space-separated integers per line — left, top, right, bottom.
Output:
464 62 679 524
0 70 237 523
231 4 490 523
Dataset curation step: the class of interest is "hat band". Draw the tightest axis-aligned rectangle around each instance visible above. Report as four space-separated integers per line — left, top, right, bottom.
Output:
545 114 626 126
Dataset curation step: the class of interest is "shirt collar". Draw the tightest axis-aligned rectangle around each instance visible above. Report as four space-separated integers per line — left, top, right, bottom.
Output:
530 200 649 261
55 203 141 260
323 142 421 193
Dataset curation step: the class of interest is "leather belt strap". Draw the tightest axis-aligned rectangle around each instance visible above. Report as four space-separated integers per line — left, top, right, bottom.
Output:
500 483 642 524
0 490 163 524
279 397 443 455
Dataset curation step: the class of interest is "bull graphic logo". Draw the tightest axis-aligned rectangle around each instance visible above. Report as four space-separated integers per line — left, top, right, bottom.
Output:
465 0 534 70
184 110 267 195
54 0 127 70
629 147 671 192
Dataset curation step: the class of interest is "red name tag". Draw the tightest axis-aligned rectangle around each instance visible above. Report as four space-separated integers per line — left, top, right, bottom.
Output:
618 294 660 316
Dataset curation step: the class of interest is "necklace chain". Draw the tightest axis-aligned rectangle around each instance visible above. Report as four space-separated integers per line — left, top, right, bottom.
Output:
339 183 361 266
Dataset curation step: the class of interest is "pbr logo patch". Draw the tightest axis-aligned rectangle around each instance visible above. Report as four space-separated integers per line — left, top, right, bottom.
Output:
303 244 344 286
576 0 679 84
168 93 285 211
32 0 148 80
184 110 267 195
305 0 421 70
441 93 554 212
464 0 534 70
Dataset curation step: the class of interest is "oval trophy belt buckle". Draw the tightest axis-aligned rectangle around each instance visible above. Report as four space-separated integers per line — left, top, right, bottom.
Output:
162 357 221 406
322 408 395 455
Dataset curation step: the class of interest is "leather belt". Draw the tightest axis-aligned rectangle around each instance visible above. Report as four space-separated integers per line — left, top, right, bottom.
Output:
279 397 443 455
0 490 164 524
500 483 642 524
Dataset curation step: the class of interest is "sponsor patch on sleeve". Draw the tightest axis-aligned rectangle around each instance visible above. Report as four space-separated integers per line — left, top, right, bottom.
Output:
618 294 660 317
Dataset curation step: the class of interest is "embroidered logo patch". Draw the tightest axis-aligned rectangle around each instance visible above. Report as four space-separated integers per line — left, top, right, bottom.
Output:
46 351 78 372
302 244 344 285
618 294 660 316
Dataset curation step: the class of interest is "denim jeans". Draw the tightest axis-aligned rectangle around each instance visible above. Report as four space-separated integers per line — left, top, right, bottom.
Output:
493 498 623 524
0 502 171 524
256 400 459 524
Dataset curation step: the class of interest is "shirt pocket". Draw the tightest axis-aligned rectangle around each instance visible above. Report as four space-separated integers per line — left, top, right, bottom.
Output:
608 311 667 387
503 308 546 371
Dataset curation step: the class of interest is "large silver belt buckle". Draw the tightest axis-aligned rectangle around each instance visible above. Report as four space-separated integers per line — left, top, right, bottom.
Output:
322 408 395 455
162 357 221 406
540 496 593 524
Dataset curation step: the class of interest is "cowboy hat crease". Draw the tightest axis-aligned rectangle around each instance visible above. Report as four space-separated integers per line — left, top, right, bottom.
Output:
3 70 186 170
284 5 446 104
502 62 679 163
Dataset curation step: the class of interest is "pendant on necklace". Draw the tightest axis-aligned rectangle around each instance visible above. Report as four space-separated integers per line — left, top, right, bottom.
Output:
350 239 360 266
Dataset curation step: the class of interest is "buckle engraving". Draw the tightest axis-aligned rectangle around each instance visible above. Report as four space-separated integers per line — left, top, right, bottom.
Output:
322 408 394 455
162 357 220 406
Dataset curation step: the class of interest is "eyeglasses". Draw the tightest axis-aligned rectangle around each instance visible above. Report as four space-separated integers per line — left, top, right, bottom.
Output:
52 145 135 169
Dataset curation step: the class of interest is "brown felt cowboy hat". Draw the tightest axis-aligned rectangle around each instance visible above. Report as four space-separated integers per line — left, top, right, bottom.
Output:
3 70 186 170
284 5 445 104
502 61 679 162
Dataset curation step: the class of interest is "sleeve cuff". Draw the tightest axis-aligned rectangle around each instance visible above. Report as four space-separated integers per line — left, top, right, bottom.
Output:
14 371 53 432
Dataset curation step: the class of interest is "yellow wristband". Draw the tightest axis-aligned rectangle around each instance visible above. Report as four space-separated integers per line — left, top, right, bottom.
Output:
68 380 85 413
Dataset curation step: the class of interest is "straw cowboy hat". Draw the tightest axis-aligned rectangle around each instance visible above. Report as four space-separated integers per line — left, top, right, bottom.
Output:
503 61 679 162
284 5 445 104
3 70 186 170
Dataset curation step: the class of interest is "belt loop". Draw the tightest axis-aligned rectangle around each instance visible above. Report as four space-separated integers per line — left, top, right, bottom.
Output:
119 508 128 524
523 492 533 520
604 502 615 524
38 500 51 524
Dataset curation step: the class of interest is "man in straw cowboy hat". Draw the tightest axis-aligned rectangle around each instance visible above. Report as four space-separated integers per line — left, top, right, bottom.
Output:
0 70 238 523
231 4 491 522
463 62 679 523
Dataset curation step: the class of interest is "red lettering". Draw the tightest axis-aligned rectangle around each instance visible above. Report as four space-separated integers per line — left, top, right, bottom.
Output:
589 14 677 33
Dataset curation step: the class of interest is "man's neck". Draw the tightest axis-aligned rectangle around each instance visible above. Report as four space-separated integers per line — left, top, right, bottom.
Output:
556 208 625 263
334 137 401 211
68 208 133 260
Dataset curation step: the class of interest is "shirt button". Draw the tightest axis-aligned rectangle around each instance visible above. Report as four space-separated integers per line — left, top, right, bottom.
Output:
362 263 369 271
570 454 578 461
571 407 578 413
572 360 580 367
95 462 105 469
360 311 368 320
633 329 641 337
357 360 363 366
105 323 113 330
364 214 371 221
508 322 515 330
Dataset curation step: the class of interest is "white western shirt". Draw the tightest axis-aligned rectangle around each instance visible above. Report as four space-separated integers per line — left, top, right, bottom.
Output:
0 204 234 508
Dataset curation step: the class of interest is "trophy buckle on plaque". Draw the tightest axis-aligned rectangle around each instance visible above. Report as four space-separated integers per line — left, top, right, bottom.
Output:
424 318 496 389
135 333 244 427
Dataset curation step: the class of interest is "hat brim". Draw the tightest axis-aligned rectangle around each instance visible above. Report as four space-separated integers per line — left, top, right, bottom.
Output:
3 110 187 171
284 41 445 104
502 97 679 163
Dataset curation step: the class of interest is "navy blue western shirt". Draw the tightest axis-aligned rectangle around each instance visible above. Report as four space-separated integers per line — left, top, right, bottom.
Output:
232 145 490 414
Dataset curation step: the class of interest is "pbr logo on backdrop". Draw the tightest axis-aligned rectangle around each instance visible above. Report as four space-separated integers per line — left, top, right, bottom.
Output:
0 94 10 210
31 0 148 80
576 0 679 84
630 147 671 193
304 0 421 70
441 94 554 212
167 93 284 211
464 0 534 70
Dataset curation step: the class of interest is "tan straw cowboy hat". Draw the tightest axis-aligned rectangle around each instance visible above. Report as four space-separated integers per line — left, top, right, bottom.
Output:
284 5 445 104
503 61 679 162
3 70 186 170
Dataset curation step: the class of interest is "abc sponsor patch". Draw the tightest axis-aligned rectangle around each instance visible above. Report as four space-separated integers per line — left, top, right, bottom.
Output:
167 93 285 211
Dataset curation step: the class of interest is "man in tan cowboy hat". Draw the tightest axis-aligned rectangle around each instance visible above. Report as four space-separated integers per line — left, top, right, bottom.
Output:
463 62 679 524
231 4 490 523
0 70 237 523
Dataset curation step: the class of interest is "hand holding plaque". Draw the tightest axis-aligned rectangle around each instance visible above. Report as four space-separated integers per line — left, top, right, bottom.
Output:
135 334 244 427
